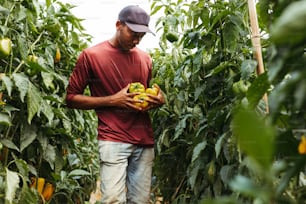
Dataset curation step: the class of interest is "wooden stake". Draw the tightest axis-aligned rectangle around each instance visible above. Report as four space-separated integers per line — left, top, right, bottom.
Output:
247 0 269 113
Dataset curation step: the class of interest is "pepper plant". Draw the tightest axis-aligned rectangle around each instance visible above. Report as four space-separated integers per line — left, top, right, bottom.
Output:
0 0 99 203
149 0 306 203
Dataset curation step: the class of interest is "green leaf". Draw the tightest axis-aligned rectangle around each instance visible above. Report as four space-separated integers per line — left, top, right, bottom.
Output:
44 144 56 170
151 5 163 16
215 134 226 159
1 139 19 151
220 165 236 184
0 112 11 126
192 141 207 163
232 106 275 170
0 5 9 15
17 34 28 60
20 124 37 152
188 161 201 188
27 83 42 124
16 5 27 22
246 73 270 108
0 6 10 14
54 149 65 174
2 105 19 117
62 119 72 133
241 60 257 81
194 85 204 101
229 175 262 197
41 72 55 90
37 133 48 150
68 169 91 177
5 168 20 203
157 129 170 153
271 1 306 45
205 62 235 78
14 158 29 178
44 47 56 68
276 156 306 195
208 10 230 33
12 73 29 102
68 153 80 166
2 75 13 97
46 0 52 8
293 79 306 109
193 49 203 72
40 98 54 124
223 22 239 51
174 114 192 140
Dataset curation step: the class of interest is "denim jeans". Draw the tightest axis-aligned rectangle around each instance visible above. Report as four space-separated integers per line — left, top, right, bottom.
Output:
98 140 154 204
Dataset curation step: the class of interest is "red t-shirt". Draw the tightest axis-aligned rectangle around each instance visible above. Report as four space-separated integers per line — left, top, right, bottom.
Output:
66 41 154 146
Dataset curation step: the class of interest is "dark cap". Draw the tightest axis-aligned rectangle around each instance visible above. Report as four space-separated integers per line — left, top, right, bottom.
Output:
118 5 154 35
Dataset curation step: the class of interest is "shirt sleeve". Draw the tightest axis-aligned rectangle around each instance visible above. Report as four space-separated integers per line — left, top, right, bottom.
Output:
65 51 91 107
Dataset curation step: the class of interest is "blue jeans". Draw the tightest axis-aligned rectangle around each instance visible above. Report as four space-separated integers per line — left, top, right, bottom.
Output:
98 140 154 204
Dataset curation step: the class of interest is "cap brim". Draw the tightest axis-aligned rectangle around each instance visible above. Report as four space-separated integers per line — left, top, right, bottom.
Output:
125 22 155 36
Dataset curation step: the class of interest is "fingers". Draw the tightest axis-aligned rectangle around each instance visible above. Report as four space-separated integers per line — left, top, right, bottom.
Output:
146 91 165 105
126 103 143 111
153 83 160 90
122 83 165 111
123 83 130 91
153 84 165 103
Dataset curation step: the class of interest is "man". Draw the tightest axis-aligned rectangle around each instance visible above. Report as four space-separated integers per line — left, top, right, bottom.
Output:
65 5 165 204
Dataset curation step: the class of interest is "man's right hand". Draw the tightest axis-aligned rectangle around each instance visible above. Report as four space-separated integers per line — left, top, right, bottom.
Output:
111 84 143 111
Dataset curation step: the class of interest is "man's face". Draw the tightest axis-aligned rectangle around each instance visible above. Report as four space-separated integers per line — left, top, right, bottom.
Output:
117 22 145 51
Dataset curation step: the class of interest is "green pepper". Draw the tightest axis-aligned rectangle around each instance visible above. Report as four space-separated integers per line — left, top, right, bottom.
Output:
232 80 251 95
27 55 38 64
26 55 40 76
165 32 179 43
0 38 12 58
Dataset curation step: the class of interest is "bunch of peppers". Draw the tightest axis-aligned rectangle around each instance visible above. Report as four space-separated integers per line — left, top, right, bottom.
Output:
129 82 159 108
30 177 55 201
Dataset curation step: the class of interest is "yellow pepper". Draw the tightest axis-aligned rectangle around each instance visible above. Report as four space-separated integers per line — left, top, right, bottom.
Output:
133 93 149 108
145 85 159 96
54 47 61 63
129 82 145 93
36 177 45 194
298 135 306 154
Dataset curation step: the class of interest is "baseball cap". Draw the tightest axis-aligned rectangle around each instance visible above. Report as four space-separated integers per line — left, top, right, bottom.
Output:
118 5 155 35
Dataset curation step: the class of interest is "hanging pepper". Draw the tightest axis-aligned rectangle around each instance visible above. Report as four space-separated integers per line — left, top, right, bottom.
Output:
36 177 45 194
298 135 306 154
54 47 61 63
42 182 55 201
0 38 12 58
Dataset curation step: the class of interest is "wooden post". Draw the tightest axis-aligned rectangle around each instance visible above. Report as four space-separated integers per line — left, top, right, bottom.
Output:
247 0 269 113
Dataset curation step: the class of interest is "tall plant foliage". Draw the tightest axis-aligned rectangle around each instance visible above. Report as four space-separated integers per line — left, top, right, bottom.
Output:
149 0 306 203
0 0 99 203
150 0 256 201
